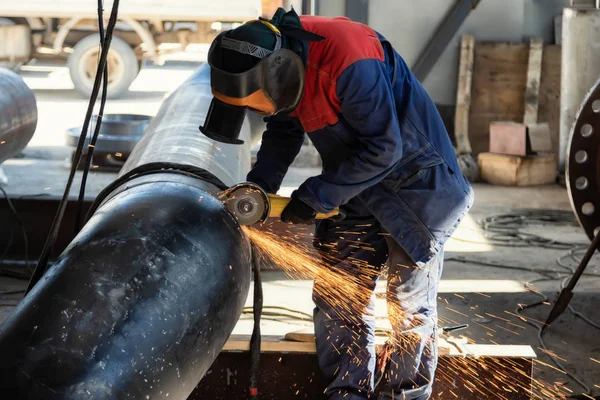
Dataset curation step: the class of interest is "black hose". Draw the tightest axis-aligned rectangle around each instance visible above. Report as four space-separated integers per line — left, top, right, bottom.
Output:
249 243 263 400
473 209 599 397
74 0 110 233
26 0 121 294
478 209 582 249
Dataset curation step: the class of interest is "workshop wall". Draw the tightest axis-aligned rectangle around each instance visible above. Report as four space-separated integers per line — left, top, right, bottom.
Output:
316 0 568 106
317 0 345 17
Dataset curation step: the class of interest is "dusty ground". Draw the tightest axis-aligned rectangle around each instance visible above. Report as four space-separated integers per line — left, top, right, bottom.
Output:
1 59 599 398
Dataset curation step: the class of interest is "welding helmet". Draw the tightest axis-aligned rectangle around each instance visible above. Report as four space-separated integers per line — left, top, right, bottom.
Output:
200 9 325 144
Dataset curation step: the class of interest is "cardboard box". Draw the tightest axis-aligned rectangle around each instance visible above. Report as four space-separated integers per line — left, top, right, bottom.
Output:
489 122 552 156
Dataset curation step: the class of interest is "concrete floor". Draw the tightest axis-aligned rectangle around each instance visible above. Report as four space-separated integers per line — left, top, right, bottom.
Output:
1 59 599 398
235 182 600 397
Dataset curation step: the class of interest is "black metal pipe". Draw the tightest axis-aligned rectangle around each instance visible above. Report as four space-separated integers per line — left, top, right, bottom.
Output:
121 63 263 187
0 64 259 398
0 67 37 164
0 174 251 399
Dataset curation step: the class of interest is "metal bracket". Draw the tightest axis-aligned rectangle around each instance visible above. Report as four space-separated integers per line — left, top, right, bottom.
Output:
53 17 82 54
346 0 369 25
412 0 481 83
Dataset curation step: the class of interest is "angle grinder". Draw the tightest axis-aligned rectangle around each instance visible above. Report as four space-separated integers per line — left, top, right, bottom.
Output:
222 183 340 226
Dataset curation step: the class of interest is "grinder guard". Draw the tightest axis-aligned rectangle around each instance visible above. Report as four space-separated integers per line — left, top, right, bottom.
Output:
201 99 247 145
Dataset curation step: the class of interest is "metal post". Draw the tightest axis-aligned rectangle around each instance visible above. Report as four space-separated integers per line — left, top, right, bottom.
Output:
412 0 481 83
559 8 600 173
346 0 369 24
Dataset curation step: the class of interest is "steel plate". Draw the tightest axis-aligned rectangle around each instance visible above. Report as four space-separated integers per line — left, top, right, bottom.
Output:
566 77 600 240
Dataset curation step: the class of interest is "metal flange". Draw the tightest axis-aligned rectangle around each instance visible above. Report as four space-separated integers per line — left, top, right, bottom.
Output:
566 78 600 240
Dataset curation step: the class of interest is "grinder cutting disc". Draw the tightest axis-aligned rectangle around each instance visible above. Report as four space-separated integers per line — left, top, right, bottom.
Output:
224 183 270 226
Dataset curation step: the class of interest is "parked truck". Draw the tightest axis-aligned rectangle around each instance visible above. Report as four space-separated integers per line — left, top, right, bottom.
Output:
0 1 262 98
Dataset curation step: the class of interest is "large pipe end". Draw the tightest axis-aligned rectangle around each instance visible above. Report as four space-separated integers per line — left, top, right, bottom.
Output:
0 174 251 399
0 67 37 165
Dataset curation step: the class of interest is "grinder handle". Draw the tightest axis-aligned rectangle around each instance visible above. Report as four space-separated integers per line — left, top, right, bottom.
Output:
268 194 340 220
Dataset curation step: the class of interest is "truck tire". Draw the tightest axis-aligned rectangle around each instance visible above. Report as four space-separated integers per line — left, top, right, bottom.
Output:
68 35 139 99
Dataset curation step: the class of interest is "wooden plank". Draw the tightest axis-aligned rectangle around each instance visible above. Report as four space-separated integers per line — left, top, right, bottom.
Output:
527 122 553 152
223 334 537 359
223 338 317 353
478 152 557 186
454 35 475 154
194 345 535 399
469 43 561 155
462 344 537 359
538 45 562 153
470 43 529 155
524 37 544 125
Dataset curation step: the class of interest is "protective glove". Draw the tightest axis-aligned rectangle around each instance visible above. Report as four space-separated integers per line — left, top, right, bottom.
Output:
281 191 317 225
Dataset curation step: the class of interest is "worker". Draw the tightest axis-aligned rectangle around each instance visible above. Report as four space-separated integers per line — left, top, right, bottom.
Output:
202 7 474 400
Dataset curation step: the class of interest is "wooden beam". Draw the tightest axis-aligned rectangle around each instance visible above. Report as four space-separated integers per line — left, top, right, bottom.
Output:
222 334 536 359
454 35 475 154
524 37 544 125
468 43 561 155
194 335 536 400
412 0 481 82
478 152 557 186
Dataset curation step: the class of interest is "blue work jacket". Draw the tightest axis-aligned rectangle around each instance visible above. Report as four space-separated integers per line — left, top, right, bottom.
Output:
247 16 474 264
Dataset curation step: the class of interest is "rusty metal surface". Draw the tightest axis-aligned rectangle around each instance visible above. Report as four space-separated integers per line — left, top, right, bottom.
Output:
0 67 37 164
566 77 600 240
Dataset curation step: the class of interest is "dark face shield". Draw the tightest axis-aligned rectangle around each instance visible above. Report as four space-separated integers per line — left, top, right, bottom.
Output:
201 99 248 145
200 31 305 145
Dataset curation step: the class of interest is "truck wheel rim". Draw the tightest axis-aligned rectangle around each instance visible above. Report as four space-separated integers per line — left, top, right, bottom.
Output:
79 47 126 91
